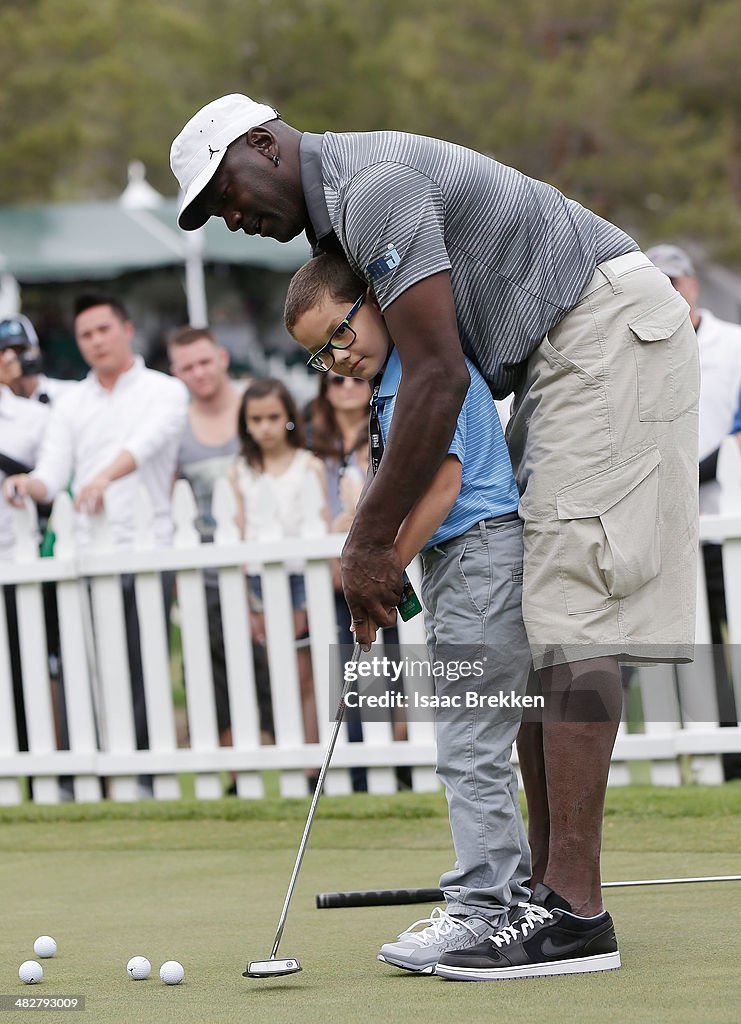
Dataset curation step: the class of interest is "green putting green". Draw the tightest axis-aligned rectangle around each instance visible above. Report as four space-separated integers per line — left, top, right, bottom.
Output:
1 784 739 1024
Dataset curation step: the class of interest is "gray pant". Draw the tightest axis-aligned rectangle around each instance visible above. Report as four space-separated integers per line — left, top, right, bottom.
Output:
420 516 532 923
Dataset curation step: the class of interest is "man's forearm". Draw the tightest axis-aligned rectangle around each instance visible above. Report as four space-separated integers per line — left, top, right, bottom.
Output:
350 365 468 546
3 474 50 504
340 270 470 642
73 449 138 514
97 449 137 486
28 476 49 503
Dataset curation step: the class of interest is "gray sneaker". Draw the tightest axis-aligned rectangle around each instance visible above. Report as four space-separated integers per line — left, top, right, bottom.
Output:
377 907 496 974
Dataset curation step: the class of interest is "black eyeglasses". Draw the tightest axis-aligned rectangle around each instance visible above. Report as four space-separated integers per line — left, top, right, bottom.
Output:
306 293 365 373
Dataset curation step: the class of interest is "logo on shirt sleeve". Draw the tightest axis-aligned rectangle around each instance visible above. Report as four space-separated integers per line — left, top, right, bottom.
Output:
366 244 401 282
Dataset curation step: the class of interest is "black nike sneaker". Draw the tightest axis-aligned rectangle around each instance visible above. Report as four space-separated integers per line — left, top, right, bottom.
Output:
435 883 621 981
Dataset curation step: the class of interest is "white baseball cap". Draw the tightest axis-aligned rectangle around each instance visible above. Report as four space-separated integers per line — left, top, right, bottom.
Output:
170 94 279 231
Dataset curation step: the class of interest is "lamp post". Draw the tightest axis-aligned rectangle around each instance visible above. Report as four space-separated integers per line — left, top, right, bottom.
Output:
120 160 209 327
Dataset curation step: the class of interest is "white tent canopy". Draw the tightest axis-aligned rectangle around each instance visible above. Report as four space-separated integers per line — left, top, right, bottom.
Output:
0 164 310 324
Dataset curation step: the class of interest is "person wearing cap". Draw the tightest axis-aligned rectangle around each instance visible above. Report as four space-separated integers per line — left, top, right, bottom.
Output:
2 313 76 405
0 316 51 776
0 318 50 550
647 243 741 778
2 314 77 790
0 318 30 389
0 317 50 523
170 96 699 980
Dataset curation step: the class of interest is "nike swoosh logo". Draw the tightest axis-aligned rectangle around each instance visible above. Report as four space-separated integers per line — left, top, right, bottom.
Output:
540 937 586 958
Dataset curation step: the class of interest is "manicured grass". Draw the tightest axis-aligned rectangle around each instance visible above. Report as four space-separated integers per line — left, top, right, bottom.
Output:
1 785 739 1024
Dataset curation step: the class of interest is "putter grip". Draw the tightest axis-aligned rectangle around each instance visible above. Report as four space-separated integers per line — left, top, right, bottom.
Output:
397 573 422 621
316 887 442 909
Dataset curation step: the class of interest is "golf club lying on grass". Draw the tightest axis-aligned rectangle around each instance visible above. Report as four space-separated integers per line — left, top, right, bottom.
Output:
244 642 363 979
315 874 741 909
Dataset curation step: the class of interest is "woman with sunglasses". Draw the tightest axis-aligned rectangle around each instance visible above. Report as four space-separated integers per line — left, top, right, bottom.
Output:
310 372 370 527
306 371 373 791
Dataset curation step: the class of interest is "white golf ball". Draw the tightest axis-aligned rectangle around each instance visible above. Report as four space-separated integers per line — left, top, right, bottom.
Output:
33 936 57 958
159 960 184 985
126 955 151 980
19 961 43 985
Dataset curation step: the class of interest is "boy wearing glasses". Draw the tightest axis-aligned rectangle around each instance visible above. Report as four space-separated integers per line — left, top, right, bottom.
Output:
284 252 535 975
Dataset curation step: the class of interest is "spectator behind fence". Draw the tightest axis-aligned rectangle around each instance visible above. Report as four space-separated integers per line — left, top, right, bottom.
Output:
308 366 370 610
308 372 370 530
1 315 73 793
647 244 741 779
307 367 371 792
0 317 51 772
4 294 188 792
8 313 77 405
228 378 328 789
169 325 273 789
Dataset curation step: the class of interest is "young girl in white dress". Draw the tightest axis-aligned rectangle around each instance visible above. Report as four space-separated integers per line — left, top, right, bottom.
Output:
229 378 328 768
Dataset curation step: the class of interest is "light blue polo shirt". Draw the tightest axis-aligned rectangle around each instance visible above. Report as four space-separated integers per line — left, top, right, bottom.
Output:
373 349 520 549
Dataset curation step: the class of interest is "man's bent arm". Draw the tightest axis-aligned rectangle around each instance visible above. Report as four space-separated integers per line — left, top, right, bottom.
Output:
342 272 469 636
351 271 468 541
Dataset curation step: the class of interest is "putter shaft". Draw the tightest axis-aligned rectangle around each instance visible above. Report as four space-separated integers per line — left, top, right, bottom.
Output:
315 874 741 909
267 644 362 963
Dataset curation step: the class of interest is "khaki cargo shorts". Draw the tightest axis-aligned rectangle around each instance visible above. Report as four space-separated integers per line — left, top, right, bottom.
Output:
507 252 699 670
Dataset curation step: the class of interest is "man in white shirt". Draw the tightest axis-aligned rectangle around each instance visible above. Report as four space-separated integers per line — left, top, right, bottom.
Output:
5 295 188 547
4 294 188 773
647 244 741 777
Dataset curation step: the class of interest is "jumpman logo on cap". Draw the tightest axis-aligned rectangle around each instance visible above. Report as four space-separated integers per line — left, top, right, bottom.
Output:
208 145 221 160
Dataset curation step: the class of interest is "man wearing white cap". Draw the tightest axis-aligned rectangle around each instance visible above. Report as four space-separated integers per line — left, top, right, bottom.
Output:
170 96 699 980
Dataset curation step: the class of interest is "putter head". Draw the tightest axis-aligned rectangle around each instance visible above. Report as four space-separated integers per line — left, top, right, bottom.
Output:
243 957 302 979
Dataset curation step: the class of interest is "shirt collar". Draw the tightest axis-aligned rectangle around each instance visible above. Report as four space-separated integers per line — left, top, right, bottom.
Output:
376 347 401 399
299 132 343 255
88 354 144 393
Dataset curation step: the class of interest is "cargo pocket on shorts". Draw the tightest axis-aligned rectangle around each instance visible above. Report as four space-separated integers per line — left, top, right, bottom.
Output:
555 447 662 614
629 295 695 421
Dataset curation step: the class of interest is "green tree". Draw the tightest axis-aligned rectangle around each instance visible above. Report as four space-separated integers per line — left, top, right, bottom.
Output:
1 0 740 260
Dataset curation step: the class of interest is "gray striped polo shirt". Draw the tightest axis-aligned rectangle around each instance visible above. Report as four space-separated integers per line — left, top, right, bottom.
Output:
299 131 637 398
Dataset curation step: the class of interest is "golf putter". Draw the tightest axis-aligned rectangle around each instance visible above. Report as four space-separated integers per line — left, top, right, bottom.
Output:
244 642 364 979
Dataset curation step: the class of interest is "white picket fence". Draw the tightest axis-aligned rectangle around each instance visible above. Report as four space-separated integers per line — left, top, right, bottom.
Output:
0 475 435 805
1 439 741 804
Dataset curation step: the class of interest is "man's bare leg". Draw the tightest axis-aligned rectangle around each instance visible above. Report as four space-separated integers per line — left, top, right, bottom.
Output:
537 655 623 916
516 719 550 888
